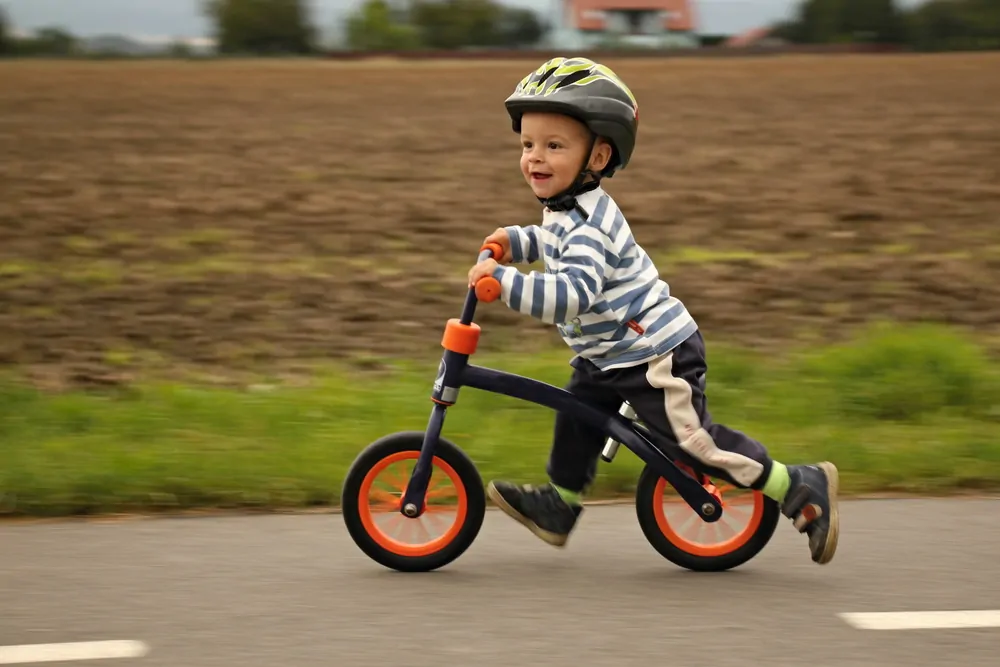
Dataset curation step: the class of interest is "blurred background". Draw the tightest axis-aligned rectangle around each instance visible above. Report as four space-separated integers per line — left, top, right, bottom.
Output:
1 0 999 518
2 0 999 56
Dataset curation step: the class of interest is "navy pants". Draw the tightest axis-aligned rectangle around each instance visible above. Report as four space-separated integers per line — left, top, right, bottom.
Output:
547 331 775 493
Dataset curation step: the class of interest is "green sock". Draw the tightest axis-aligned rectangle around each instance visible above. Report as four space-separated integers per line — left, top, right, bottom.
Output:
761 461 791 502
551 484 582 507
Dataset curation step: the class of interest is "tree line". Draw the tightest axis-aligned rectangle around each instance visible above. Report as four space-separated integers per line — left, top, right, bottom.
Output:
772 0 1000 51
1 0 998 57
0 0 547 57
203 0 548 53
343 0 546 51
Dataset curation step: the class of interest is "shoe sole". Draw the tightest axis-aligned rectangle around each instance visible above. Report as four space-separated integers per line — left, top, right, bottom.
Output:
814 461 840 565
486 482 570 548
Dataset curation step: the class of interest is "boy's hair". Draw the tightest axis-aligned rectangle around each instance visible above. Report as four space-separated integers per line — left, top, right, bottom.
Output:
504 56 639 211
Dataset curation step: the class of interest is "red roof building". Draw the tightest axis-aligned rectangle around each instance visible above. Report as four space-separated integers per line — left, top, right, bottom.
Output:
568 0 697 33
550 0 699 48
722 26 786 48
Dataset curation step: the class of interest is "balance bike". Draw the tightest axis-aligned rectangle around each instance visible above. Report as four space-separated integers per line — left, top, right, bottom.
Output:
341 243 780 573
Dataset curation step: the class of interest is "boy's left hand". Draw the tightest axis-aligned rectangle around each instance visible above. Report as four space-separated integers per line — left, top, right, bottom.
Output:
468 258 499 288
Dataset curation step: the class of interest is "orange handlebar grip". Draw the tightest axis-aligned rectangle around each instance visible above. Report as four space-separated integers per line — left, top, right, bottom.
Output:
475 276 501 302
481 242 505 261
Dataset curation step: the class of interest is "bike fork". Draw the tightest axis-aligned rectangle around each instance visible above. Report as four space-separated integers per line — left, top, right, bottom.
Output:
399 402 447 517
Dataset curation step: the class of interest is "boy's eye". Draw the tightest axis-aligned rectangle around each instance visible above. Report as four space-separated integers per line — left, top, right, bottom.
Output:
548 142 560 150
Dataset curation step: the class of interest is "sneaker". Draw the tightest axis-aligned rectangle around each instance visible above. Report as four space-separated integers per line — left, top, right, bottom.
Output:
780 462 840 565
486 481 583 547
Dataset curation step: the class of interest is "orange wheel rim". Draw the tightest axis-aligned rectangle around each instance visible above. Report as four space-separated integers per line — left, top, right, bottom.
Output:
652 476 764 557
358 451 468 558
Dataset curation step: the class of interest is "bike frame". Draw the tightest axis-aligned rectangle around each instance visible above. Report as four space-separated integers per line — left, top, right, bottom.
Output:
399 250 723 523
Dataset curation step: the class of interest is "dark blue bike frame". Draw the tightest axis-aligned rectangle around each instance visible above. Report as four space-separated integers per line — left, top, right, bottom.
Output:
399 250 723 523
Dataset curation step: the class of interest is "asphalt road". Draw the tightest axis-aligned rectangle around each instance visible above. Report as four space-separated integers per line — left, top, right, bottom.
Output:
3 499 1000 667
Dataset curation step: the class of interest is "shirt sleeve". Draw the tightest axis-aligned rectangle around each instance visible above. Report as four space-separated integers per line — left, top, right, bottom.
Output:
504 225 541 264
492 223 612 325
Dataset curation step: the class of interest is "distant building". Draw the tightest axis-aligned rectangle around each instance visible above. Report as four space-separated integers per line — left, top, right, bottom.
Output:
546 0 699 50
722 27 785 48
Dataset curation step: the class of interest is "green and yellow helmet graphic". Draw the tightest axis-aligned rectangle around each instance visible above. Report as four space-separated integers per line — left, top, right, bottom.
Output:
505 57 640 176
514 57 638 111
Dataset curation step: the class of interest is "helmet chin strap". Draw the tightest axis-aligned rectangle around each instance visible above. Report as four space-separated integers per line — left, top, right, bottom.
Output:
538 134 603 214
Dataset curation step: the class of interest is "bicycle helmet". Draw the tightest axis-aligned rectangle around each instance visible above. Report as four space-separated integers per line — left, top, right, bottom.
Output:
505 56 639 211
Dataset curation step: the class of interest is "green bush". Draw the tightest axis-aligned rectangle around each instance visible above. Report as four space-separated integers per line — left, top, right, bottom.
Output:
795 322 1000 422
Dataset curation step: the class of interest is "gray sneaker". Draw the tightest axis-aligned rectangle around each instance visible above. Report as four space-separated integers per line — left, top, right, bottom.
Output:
781 462 840 564
487 481 583 547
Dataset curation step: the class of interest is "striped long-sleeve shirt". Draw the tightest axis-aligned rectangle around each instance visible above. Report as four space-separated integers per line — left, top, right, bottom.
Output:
491 187 698 371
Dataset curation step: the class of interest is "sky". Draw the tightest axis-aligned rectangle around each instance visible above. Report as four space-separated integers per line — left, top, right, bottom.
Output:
3 0 928 41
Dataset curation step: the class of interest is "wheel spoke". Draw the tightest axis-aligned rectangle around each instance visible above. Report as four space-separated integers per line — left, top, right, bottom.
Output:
720 510 746 534
397 518 411 543
380 513 405 536
674 509 700 537
412 517 433 543
426 485 456 501
715 517 737 540
423 510 452 532
722 503 752 520
418 515 438 538
383 465 409 490
424 502 456 513
367 487 399 508
693 519 709 545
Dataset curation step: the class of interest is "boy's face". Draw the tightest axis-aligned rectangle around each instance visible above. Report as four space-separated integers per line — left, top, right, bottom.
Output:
519 112 611 200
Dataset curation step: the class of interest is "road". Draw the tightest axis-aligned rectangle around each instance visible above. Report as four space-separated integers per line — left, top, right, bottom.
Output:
3 499 1000 666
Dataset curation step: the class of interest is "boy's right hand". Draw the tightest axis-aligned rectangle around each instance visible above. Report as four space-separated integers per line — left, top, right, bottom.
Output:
483 227 513 264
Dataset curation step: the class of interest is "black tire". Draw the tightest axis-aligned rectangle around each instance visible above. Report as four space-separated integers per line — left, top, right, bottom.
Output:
634 463 780 572
341 431 486 572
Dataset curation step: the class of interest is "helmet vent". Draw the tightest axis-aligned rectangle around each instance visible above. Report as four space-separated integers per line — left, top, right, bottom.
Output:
537 66 559 85
556 69 591 88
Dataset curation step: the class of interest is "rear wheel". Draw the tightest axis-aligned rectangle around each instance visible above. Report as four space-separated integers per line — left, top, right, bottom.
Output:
341 431 486 572
635 463 780 572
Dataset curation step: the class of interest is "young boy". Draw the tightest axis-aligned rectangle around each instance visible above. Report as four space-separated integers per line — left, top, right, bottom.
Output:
467 57 840 565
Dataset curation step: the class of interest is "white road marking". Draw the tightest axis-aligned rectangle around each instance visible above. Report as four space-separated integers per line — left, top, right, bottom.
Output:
839 610 1000 631
0 640 149 664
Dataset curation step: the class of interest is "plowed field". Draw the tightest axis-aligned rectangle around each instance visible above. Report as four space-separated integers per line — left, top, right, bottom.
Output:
2 54 999 388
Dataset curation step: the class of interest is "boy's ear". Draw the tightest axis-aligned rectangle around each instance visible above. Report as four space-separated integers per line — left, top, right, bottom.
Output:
589 138 613 172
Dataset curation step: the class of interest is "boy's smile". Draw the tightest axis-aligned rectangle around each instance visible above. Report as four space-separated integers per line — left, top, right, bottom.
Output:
519 112 611 200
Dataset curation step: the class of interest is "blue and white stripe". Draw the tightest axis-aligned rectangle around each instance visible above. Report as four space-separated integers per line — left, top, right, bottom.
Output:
492 187 698 370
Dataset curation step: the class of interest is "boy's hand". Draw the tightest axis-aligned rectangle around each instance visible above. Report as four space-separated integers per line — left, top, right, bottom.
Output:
483 227 513 264
468 258 499 288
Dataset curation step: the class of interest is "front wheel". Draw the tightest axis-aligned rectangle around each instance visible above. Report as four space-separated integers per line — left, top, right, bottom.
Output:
341 431 486 572
635 463 780 572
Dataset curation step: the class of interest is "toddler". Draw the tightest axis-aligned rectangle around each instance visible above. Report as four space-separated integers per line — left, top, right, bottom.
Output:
467 57 839 565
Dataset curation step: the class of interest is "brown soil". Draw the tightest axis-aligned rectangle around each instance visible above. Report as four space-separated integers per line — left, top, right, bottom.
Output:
2 54 999 388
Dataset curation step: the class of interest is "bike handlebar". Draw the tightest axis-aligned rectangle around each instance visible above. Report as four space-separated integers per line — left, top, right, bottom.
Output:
474 242 503 303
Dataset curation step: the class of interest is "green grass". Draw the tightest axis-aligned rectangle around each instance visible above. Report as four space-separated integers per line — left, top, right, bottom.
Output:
2 322 1000 518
